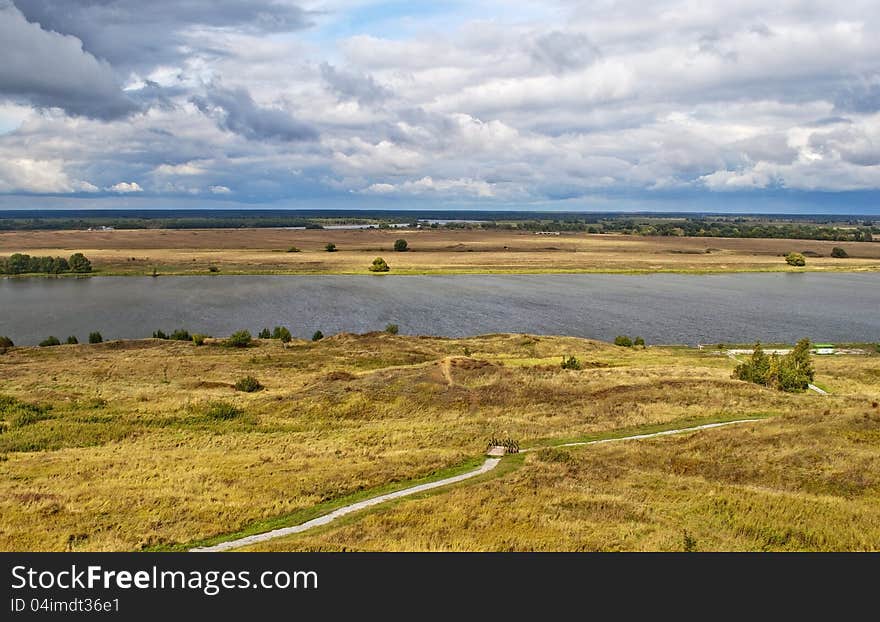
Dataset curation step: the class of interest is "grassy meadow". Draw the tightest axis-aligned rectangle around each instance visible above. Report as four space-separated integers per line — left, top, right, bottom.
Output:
2 227 879 275
0 333 878 551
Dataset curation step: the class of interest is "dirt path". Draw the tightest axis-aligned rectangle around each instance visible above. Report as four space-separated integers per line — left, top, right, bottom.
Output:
192 418 763 552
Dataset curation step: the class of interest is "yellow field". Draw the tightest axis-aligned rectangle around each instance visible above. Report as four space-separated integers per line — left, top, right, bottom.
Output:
1 333 877 551
2 228 879 275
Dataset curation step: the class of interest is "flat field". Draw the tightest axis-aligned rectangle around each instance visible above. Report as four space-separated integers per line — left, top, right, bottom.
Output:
1 333 878 551
2 228 879 275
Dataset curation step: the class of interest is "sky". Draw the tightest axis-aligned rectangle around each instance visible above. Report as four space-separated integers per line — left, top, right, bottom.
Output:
1 1 879 213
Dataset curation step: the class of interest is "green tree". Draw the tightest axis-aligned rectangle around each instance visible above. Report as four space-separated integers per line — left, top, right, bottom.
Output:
633 336 646 347
226 330 252 348
39 336 61 347
258 328 272 339
272 326 292 343
88 332 103 344
369 257 390 272
385 323 399 335
153 330 168 339
325 243 337 252
394 238 408 252
830 247 848 258
0 336 13 348
66 336 79 344
191 334 207 346
170 329 191 341
68 253 92 273
734 342 771 384
785 252 806 266
561 355 582 370
614 335 633 347
312 330 324 341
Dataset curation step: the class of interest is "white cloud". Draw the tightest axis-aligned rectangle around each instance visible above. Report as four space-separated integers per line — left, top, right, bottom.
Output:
209 185 232 194
107 181 143 193
0 158 95 193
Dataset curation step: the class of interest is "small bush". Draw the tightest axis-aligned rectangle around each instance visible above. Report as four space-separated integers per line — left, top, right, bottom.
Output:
369 257 390 272
192 334 207 346
272 326 292 343
169 329 191 341
153 330 168 340
234 376 263 393
39 336 61 347
683 530 698 552
0 336 13 348
325 243 337 252
203 401 243 421
66 336 79 345
385 323 399 335
225 330 252 348
831 247 849 258
561 355 582 370
614 335 633 347
208 265 219 273
394 238 408 252
88 332 102 344
785 252 806 266
633 336 645 347
312 330 324 341
286 246 300 253
258 328 271 339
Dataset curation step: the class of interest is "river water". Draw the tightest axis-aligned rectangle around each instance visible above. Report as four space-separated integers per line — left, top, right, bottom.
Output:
1 273 878 345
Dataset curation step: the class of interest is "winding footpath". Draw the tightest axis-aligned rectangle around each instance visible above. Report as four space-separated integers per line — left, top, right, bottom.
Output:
192 418 762 552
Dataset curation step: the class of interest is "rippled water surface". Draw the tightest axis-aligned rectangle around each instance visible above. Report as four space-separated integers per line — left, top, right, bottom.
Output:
1 273 878 345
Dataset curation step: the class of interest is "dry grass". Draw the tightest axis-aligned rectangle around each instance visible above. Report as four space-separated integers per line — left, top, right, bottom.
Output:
2 228 878 275
0 333 876 551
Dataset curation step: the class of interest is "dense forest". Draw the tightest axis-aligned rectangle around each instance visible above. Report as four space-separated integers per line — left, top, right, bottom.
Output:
0 209 876 242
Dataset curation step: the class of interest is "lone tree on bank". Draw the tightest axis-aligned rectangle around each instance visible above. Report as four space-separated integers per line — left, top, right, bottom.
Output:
394 239 408 252
369 257 390 272
785 252 806 266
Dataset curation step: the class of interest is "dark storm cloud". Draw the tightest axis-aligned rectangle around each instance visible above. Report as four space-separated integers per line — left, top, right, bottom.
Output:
0 1 138 119
12 0 312 68
320 62 391 106
191 86 318 142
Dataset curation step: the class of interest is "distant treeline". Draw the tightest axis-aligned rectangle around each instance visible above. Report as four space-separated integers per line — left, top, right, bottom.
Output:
0 209 876 242
0 253 92 275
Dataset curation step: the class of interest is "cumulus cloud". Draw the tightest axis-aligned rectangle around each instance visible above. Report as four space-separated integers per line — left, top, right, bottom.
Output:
3 1 880 208
0 1 137 119
192 85 318 142
107 181 143 193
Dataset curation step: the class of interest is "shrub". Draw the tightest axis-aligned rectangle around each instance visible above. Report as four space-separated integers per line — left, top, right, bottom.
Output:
258 328 271 339
385 323 399 335
325 243 337 252
272 326 292 343
88 332 103 344
225 330 252 348
536 447 572 463
153 330 168 339
203 401 243 421
734 342 771 384
633 336 646 347
191 334 207 346
394 238 408 252
561 355 582 370
369 257 390 272
785 252 806 266
831 247 849 258
234 376 263 393
170 329 191 341
614 335 633 347
312 330 324 341
68 252 92 273
286 246 300 253
0 336 13 348
2 396 51 428
39 336 61 347
208 265 219 273
66 336 79 345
